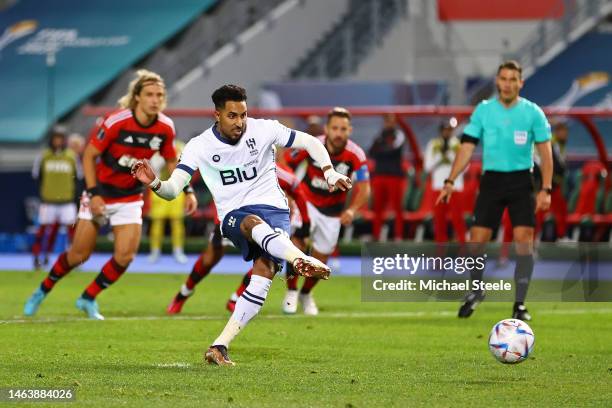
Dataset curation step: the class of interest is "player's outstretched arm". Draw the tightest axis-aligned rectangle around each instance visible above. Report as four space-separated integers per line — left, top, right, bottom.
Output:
291 132 352 192
131 159 191 201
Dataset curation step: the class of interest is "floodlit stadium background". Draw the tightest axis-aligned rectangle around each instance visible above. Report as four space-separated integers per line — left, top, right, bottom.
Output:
2 1 612 406
2 0 612 254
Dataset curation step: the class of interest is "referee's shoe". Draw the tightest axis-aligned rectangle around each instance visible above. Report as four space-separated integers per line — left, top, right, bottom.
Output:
458 291 485 318
512 303 532 321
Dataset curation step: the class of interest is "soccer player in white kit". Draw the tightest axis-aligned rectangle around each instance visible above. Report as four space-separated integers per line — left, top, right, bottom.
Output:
132 85 352 365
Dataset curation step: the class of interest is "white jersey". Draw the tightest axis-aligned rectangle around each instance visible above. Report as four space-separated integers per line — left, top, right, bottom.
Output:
177 117 296 223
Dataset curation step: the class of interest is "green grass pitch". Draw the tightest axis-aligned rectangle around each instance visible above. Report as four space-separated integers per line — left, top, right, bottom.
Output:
1 270 611 407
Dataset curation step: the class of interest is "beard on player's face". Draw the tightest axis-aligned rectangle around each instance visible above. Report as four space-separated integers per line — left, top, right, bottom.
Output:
325 119 351 153
217 101 248 141
218 118 246 141
326 134 348 154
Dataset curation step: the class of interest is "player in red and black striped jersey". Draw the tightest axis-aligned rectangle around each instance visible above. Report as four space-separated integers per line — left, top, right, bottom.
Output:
281 107 371 315
166 160 311 314
24 70 197 320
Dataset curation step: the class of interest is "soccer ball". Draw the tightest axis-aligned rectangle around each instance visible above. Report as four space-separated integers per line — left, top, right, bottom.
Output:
488 319 535 364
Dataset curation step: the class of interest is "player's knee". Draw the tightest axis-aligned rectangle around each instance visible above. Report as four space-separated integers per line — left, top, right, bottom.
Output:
114 250 135 266
513 229 534 244
68 250 91 266
240 215 264 236
202 247 223 267
513 240 533 256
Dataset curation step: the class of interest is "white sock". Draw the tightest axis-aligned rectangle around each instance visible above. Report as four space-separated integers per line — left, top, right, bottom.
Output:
251 223 305 263
213 275 272 347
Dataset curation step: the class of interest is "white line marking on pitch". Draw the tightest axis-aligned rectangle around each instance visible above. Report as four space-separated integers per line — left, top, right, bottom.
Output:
1 308 611 325
154 362 191 368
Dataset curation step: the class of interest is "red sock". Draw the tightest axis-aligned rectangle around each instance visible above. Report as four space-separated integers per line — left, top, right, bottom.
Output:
286 262 299 290
235 269 253 297
300 277 320 294
67 224 75 240
41 252 72 293
82 257 127 299
32 225 48 258
185 253 211 290
43 222 60 256
287 275 299 291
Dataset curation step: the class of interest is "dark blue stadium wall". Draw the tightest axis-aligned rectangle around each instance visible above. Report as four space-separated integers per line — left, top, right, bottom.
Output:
0 171 37 233
522 31 612 154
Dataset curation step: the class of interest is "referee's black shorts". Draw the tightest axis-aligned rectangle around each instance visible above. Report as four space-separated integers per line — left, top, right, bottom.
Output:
472 170 535 230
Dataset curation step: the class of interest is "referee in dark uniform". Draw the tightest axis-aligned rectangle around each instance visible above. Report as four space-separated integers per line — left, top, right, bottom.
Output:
437 61 553 321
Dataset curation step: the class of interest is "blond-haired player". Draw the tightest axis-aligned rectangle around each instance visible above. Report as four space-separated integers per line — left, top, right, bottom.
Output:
24 70 197 319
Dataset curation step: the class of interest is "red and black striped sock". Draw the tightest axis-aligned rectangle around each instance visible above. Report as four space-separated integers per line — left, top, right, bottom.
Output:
81 257 128 300
43 222 60 256
174 254 212 301
32 225 47 259
235 269 253 297
40 252 72 293
186 254 212 290
300 277 320 295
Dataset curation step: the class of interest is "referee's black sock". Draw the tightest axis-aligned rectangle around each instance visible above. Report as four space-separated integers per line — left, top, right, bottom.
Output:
468 246 486 296
470 267 484 295
514 254 534 304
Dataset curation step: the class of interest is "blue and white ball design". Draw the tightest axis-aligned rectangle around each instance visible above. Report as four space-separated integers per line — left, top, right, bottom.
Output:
488 319 535 364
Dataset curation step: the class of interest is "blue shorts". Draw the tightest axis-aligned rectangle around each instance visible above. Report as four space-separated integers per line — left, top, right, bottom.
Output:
221 204 291 264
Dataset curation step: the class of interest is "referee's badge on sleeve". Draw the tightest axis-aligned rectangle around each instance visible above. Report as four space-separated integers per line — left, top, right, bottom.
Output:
514 130 527 145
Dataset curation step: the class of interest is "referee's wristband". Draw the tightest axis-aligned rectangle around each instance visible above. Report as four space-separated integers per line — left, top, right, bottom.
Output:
86 186 100 196
444 178 455 186
183 185 195 194
541 187 553 195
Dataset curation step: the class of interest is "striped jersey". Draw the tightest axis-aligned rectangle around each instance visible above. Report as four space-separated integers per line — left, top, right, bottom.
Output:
89 109 177 203
285 135 368 216
276 163 309 223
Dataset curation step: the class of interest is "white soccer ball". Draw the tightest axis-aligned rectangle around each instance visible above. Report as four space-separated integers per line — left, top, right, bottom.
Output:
488 318 535 364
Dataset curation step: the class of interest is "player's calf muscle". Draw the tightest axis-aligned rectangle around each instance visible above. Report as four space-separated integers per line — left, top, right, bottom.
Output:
67 224 97 264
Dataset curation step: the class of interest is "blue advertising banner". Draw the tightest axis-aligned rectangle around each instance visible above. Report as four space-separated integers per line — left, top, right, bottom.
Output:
0 0 216 142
